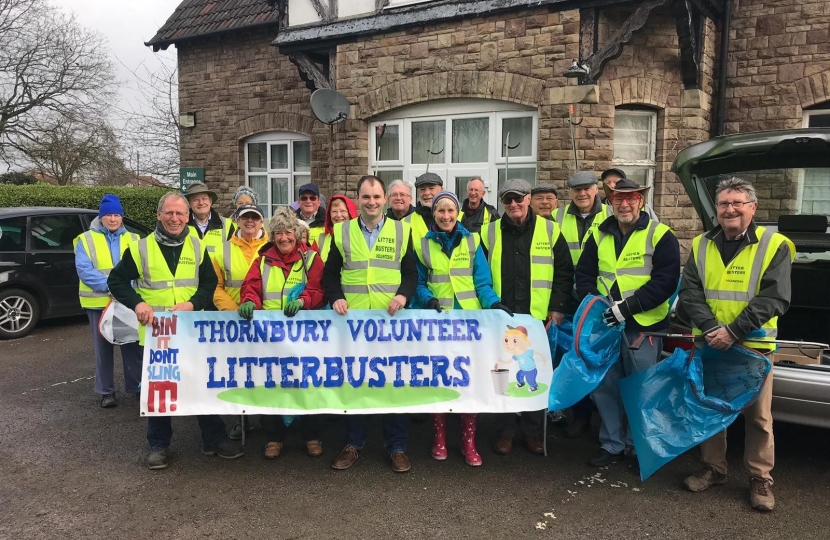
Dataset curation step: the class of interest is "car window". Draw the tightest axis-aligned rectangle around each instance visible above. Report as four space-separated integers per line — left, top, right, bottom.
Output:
122 218 149 237
29 215 84 251
0 216 27 252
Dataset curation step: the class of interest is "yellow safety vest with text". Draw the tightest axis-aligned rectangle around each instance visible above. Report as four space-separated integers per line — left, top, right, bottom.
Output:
334 218 409 309
554 203 614 264
74 230 140 309
260 251 316 310
593 220 672 327
481 217 560 321
131 235 203 345
691 227 795 350
417 233 481 309
212 241 257 305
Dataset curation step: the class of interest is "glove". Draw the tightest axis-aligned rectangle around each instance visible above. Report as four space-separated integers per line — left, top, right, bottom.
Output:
284 299 304 317
426 297 443 313
238 301 255 321
491 302 514 317
602 300 633 327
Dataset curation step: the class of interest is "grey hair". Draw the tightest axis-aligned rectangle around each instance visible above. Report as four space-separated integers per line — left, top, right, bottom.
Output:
269 206 304 239
715 177 757 203
157 192 189 213
388 179 413 193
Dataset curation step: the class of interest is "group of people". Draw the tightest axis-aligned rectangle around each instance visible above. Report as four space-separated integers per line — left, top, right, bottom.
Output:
75 165 791 512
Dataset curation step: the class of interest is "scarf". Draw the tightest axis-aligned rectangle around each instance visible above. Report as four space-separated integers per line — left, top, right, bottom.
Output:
154 221 189 247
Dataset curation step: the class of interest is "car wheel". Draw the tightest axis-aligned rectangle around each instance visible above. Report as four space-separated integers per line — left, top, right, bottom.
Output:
0 288 40 340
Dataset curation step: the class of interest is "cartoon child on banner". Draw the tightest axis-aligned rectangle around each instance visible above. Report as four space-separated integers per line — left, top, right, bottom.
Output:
495 325 546 393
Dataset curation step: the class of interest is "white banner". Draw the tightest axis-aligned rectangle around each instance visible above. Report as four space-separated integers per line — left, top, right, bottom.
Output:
139 310 552 416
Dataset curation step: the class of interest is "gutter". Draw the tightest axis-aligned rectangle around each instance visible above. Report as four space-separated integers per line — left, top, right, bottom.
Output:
714 0 732 137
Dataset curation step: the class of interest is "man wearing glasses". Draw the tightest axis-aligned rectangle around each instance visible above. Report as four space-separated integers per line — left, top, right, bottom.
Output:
575 177 679 468
295 183 326 246
679 177 794 512
386 179 416 220
481 179 574 455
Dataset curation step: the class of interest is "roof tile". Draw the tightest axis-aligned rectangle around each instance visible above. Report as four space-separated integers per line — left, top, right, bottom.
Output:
146 0 281 50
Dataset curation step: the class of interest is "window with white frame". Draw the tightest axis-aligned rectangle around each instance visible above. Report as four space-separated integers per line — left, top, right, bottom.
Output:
800 109 830 215
613 109 657 206
370 100 537 209
244 133 311 218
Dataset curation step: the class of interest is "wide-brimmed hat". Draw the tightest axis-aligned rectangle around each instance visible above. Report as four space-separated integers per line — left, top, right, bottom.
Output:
608 177 651 197
184 181 218 204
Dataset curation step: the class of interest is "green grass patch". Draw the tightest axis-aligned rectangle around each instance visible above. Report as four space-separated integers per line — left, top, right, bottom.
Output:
506 382 549 398
217 384 461 411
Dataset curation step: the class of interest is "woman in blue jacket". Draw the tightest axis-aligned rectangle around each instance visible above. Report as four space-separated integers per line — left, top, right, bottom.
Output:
413 191 512 466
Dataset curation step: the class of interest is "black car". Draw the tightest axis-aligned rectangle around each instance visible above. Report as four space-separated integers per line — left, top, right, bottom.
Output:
0 207 151 339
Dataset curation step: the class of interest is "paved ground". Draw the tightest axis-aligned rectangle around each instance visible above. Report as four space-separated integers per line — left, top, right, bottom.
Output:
2 317 830 540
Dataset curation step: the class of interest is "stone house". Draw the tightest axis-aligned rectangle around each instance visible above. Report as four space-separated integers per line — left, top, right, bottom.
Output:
147 0 830 251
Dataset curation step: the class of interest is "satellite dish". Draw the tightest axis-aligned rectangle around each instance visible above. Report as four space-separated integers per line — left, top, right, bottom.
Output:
310 88 351 124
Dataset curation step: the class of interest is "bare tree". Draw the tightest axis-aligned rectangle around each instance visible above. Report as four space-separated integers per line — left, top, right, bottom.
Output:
119 53 179 185
0 0 115 163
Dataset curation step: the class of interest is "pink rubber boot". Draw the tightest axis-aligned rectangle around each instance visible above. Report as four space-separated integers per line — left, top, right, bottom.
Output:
461 413 482 467
431 413 448 460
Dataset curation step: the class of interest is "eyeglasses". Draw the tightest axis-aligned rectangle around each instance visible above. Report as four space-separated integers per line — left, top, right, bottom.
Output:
299 195 318 202
238 214 262 221
501 194 525 205
390 192 411 199
717 201 751 210
609 195 642 206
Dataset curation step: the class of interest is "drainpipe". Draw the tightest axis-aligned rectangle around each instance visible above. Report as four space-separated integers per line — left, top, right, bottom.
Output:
715 0 733 137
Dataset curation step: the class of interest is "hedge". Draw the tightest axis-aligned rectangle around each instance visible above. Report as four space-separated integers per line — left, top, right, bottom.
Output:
0 185 175 229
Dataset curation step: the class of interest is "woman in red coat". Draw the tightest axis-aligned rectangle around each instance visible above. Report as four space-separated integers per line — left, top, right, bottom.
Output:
237 207 327 460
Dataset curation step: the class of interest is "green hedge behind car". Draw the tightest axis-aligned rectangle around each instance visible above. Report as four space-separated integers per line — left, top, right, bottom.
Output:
0 185 175 229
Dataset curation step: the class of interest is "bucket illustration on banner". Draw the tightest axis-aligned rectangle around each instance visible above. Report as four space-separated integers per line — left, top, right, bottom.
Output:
491 367 510 395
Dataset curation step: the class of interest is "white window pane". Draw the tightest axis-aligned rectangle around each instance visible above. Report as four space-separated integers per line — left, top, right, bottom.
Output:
497 167 536 214
502 117 533 157
802 169 830 215
376 124 400 161
271 177 289 206
270 144 288 170
455 176 475 201
412 120 446 165
617 167 652 188
614 112 654 162
249 176 268 213
248 143 267 172
377 170 403 185
294 175 311 202
452 118 489 163
293 141 310 173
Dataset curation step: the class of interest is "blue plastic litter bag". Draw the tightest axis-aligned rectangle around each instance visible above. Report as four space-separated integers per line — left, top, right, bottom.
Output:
620 343 771 481
548 295 625 411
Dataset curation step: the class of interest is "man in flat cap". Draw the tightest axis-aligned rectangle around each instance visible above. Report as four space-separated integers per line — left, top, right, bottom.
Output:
405 172 444 241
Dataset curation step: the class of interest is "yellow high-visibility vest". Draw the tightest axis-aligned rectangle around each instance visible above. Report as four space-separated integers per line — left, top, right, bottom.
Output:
404 212 428 242
260 251 316 310
554 202 614 264
334 217 409 309
416 233 481 309
317 232 332 262
691 226 795 350
187 216 232 257
74 230 140 309
481 217 560 321
593 220 672 327
212 241 257 305
131 235 203 345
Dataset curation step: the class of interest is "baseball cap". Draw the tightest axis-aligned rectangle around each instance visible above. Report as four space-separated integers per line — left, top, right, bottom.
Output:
601 168 627 181
233 204 264 220
298 183 320 196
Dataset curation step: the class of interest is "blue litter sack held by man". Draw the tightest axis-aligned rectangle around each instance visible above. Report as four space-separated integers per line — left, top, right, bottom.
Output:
620 342 771 481
548 295 625 411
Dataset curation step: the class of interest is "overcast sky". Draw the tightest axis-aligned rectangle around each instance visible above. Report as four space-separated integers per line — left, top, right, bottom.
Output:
54 0 182 116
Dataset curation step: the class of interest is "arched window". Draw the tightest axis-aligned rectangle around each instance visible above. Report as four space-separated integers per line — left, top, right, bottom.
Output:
244 132 311 218
369 99 538 208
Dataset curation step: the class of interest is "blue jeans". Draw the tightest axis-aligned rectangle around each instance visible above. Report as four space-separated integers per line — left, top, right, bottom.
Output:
516 368 539 389
594 328 663 454
147 415 229 451
344 415 409 454
86 309 142 395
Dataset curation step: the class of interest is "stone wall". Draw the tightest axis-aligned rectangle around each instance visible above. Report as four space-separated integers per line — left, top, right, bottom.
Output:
177 25 328 212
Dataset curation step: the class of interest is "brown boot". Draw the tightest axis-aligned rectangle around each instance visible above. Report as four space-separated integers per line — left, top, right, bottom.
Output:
684 466 727 493
263 442 283 459
305 440 323 457
390 451 411 473
525 436 544 455
331 445 360 470
749 478 775 512
494 434 513 455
